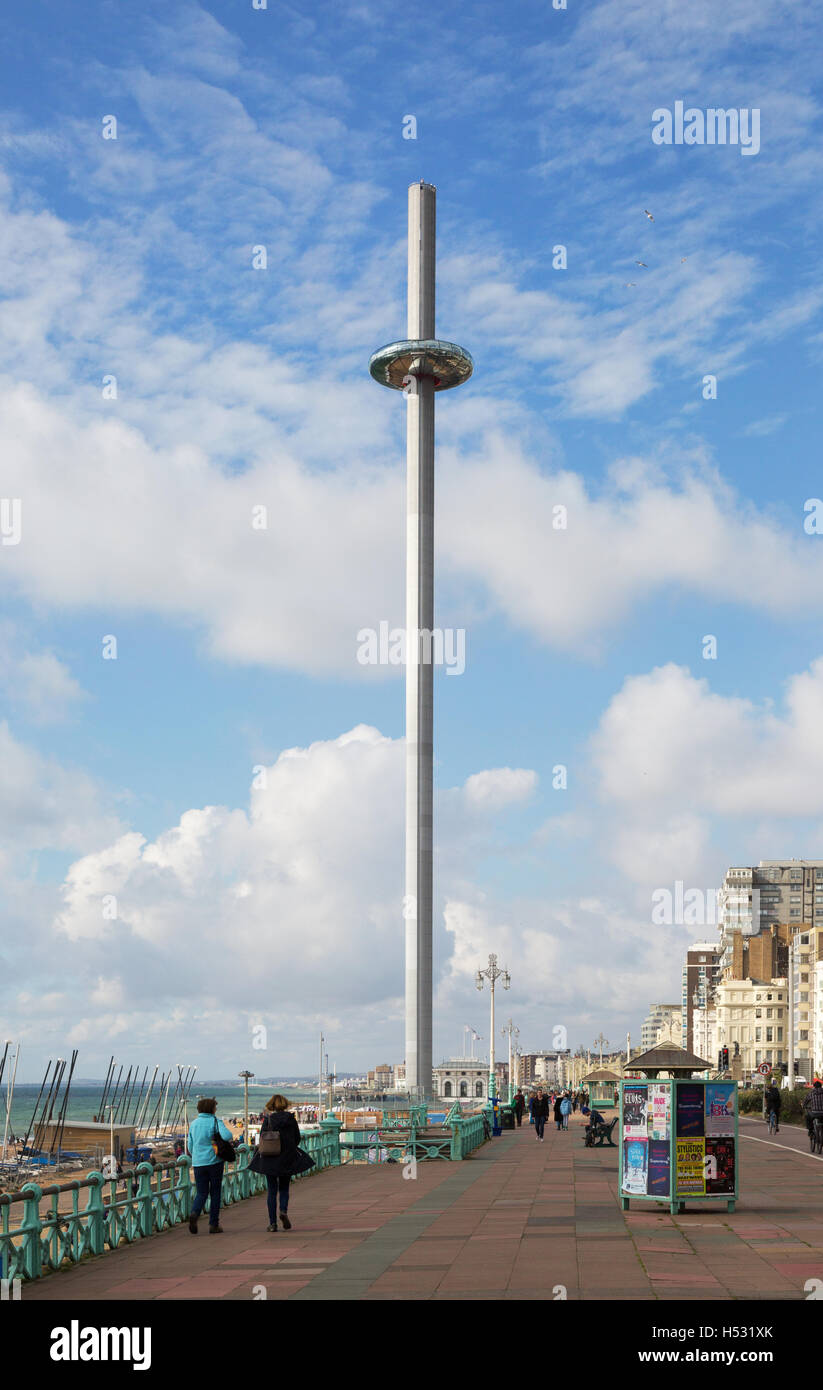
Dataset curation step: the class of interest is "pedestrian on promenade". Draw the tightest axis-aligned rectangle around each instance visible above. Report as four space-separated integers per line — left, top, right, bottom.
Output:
553 1093 563 1131
249 1093 314 1232
529 1088 549 1141
187 1097 234 1235
560 1093 572 1130
513 1090 526 1127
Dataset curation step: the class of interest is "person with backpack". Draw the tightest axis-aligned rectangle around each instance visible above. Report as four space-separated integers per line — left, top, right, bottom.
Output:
187 1097 235 1235
513 1090 526 1127
249 1093 314 1231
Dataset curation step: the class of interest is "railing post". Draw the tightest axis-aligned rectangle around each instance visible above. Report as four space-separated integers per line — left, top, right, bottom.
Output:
318 1118 341 1167
83 1172 105 1256
18 1183 43 1281
136 1163 154 1238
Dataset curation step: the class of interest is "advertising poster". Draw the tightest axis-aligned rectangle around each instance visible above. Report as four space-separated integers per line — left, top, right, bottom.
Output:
622 1137 648 1195
676 1138 706 1193
676 1084 705 1137
648 1083 671 1140
623 1085 648 1137
705 1138 735 1194
705 1083 735 1137
647 1138 670 1196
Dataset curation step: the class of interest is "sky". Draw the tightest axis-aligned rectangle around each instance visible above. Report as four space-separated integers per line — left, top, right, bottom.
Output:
2 0 823 1080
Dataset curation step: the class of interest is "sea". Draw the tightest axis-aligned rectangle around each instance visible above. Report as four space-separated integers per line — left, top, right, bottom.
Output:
1 1081 329 1140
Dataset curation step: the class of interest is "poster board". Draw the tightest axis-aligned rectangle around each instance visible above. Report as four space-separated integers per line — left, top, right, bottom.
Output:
618 1078 738 1212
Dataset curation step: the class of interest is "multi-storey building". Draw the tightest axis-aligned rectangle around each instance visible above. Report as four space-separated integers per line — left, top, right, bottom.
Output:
790 925 823 1081
718 861 823 971
641 1004 681 1050
714 978 788 1077
815 960 823 1082
681 942 722 1051
519 1051 571 1088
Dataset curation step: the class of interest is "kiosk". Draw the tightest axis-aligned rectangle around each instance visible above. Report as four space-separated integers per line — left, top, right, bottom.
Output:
618 1044 738 1214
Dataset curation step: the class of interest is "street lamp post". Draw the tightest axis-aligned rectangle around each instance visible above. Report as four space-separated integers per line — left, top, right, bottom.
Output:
594 1033 609 1068
501 1019 519 1102
476 954 510 1100
238 1070 253 1146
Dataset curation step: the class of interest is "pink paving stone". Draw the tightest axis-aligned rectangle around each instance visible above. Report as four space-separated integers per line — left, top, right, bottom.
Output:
109 1277 191 1293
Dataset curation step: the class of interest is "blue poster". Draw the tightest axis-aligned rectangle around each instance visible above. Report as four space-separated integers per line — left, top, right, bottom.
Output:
676 1084 705 1137
647 1138 670 1196
622 1137 648 1195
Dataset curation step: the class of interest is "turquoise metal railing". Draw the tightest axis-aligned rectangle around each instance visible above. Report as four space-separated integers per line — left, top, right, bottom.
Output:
0 1119 341 1284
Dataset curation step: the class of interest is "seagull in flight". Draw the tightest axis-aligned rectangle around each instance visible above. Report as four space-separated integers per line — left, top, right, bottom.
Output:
643 209 654 221
635 260 648 267
624 282 636 287
681 256 688 262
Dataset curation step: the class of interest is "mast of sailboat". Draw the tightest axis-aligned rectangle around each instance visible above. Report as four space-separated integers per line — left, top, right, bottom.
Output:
97 1055 115 1121
113 1066 133 1126
44 1057 66 1157
52 1049 78 1164
130 1066 149 1125
135 1065 159 1133
143 1069 168 1137
32 1060 61 1157
1 1041 20 1163
20 1059 53 1160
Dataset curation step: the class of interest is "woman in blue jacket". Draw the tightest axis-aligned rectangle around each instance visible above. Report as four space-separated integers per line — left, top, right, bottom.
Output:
560 1093 572 1130
187 1097 234 1234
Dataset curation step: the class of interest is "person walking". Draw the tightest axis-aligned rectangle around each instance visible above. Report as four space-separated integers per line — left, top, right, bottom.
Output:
187 1097 233 1235
529 1088 549 1141
249 1093 313 1231
560 1092 572 1130
513 1090 526 1127
553 1092 563 1131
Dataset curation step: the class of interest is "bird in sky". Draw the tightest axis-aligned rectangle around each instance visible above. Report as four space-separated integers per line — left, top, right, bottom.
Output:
681 256 688 262
643 209 654 221
624 282 636 287
635 260 648 267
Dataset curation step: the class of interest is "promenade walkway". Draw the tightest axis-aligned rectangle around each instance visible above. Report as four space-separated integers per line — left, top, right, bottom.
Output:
20 1112 823 1301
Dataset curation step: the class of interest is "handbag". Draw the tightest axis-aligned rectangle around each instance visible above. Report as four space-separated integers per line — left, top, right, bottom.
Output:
257 1114 282 1157
211 1117 237 1163
290 1146 315 1176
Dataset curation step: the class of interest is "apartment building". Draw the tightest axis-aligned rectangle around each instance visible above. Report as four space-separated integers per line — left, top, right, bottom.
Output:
681 942 722 1052
641 1004 682 1050
718 861 823 971
790 925 823 1081
715 978 788 1076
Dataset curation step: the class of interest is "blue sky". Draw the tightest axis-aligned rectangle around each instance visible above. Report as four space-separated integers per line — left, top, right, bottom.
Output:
2 0 823 1079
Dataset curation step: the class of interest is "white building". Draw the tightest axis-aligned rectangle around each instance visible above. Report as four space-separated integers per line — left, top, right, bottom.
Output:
715 978 788 1078
432 1057 500 1101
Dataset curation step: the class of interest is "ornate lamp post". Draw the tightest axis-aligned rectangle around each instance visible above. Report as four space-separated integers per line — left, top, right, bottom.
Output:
501 1019 519 1102
476 954 510 1099
594 1033 609 1067
238 1069 253 1147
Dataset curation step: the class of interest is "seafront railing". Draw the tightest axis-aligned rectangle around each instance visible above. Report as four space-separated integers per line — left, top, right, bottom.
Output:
0 1119 341 1284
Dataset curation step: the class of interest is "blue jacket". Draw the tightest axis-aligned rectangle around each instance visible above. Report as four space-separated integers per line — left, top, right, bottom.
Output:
560 1097 571 1115
187 1113 233 1167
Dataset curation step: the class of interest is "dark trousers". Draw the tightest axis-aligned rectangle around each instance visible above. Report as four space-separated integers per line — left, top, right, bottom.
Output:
192 1162 224 1226
266 1174 290 1224
533 1115 545 1138
515 1110 524 1127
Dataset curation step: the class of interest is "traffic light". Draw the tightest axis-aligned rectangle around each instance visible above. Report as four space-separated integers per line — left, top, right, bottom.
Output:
721 1046 729 1069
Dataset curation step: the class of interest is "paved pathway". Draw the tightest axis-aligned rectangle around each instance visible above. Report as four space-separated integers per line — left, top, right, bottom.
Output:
20 1113 823 1300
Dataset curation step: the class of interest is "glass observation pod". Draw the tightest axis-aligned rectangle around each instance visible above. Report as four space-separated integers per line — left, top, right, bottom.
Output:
368 339 474 392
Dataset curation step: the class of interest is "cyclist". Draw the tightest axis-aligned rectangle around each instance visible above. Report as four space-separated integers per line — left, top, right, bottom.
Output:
803 1079 823 1144
764 1080 781 1134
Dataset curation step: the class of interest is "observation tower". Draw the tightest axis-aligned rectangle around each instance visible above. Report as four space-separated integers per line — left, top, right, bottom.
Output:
369 182 473 1100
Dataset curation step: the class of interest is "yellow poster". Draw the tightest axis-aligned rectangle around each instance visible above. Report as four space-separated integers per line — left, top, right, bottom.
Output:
676 1138 705 1194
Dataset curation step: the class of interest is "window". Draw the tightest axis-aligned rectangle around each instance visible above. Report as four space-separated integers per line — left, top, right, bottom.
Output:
755 1028 762 1042
766 1028 773 1042
475 1081 483 1097
459 1082 467 1098
444 1082 452 1098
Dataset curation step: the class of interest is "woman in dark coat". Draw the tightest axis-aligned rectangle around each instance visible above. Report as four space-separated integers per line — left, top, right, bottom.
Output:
553 1093 563 1131
249 1094 307 1231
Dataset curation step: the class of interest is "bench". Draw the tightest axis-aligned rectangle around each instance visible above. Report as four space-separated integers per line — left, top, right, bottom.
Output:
585 1116 618 1148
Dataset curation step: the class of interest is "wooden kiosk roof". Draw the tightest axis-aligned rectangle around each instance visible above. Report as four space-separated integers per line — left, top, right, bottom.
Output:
628 1042 711 1076
582 1068 622 1083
